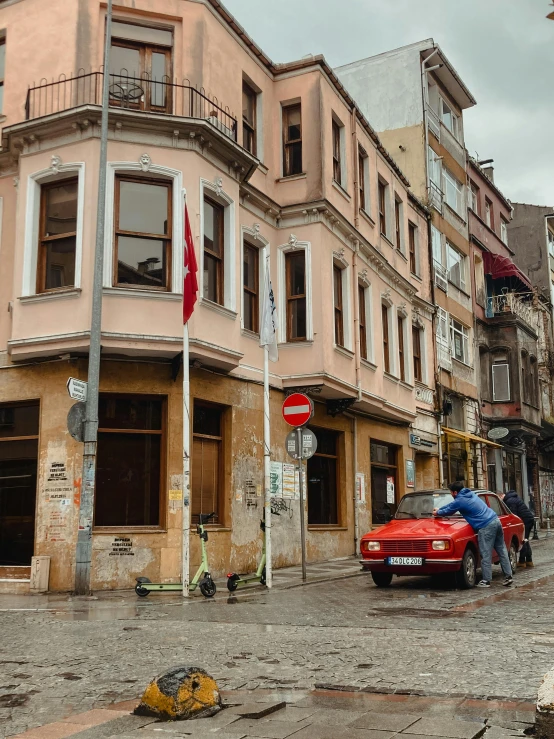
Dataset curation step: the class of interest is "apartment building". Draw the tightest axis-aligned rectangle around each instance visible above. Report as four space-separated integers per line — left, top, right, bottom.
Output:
0 0 431 592
508 203 554 519
337 39 499 487
468 159 542 510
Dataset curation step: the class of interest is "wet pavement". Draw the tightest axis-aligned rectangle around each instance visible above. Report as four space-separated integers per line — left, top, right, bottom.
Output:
1 537 554 737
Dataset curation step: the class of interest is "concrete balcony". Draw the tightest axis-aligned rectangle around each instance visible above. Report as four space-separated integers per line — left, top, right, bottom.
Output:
25 71 238 142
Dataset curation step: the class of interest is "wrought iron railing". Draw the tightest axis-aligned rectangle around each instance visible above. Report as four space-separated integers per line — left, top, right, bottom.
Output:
426 103 441 142
25 70 238 142
428 180 443 213
486 291 540 331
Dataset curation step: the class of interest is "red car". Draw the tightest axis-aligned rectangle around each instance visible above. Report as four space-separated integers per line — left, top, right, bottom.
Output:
360 489 524 588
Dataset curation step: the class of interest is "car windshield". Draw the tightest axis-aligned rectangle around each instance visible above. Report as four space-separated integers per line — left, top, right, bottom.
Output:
395 491 461 520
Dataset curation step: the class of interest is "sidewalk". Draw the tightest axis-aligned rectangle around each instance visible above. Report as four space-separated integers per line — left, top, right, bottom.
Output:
8 686 537 738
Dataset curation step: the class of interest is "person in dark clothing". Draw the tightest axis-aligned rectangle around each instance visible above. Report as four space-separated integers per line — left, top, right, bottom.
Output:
499 490 535 567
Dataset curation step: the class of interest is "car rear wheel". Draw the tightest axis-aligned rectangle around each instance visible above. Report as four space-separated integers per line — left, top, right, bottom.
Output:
509 541 518 575
371 572 393 588
456 548 477 589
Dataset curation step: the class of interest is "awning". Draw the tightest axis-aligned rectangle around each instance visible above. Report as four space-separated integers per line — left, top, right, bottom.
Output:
442 427 502 449
482 252 533 290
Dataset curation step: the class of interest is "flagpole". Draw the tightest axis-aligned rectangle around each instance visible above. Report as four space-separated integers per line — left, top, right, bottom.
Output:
263 339 273 589
182 322 191 597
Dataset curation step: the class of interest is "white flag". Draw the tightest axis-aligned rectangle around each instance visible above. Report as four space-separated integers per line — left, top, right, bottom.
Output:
260 256 278 362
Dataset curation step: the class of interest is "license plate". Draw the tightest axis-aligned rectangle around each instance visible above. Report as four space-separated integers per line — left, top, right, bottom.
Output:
386 556 423 566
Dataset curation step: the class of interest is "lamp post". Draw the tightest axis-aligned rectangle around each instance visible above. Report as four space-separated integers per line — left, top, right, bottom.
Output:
74 0 113 594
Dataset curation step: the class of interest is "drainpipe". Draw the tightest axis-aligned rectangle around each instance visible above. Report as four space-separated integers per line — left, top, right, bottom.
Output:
351 106 360 229
350 242 362 556
352 415 359 556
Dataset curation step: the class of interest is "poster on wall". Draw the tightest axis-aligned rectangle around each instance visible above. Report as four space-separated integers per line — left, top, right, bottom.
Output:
386 476 395 503
282 463 296 498
355 472 366 503
406 460 415 489
270 461 283 497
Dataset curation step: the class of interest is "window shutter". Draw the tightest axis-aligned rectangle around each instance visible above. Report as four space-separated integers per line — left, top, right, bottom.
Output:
492 363 510 402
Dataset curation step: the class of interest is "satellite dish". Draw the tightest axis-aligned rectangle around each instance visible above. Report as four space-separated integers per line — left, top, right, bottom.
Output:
487 427 509 440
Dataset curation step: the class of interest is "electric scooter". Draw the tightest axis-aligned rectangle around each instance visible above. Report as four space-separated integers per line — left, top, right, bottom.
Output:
135 512 217 598
226 519 267 592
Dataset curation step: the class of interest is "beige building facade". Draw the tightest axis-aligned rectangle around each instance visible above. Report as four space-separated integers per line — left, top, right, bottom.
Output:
0 0 433 592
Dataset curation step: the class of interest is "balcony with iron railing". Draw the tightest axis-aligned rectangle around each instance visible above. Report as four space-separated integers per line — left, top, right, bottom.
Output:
428 180 443 213
485 291 540 332
426 103 441 142
24 70 238 142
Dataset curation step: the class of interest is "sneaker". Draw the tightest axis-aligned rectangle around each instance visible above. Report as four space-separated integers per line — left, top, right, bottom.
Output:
503 576 514 587
517 562 527 569
476 580 491 588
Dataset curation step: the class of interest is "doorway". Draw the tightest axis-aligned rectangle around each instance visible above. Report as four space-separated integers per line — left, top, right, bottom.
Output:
0 402 39 566
370 441 398 524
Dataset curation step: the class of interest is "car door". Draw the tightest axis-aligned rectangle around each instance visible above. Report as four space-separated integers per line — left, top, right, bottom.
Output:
486 493 513 554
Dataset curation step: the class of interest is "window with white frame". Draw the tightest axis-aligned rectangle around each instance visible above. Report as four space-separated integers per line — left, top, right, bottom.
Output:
492 357 510 401
428 146 442 189
450 318 470 365
200 179 235 311
440 97 460 140
332 117 346 188
395 196 404 252
412 324 423 383
447 242 467 292
358 281 372 362
436 306 450 372
408 221 418 275
469 180 479 214
23 162 86 297
549 229 554 257
443 168 464 217
397 312 408 382
358 146 370 213
333 264 344 347
500 216 509 245
432 225 447 291
378 179 388 236
382 302 391 373
278 241 312 343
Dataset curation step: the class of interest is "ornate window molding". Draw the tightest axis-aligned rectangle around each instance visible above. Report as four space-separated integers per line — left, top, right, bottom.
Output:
277 239 313 343
22 160 86 297
199 176 236 311
103 160 183 292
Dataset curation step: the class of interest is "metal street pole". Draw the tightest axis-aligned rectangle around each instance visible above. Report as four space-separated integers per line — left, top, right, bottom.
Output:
74 0 113 594
297 427 307 581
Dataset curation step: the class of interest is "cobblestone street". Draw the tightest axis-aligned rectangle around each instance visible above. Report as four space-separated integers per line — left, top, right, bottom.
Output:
2 537 554 738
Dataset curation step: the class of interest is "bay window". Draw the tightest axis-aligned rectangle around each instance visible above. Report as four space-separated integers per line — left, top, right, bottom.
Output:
37 178 78 292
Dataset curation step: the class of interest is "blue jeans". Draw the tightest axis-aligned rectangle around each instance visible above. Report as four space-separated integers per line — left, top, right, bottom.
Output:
477 518 512 581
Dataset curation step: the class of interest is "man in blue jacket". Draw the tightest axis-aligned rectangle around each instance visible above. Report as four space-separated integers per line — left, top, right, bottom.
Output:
433 481 513 588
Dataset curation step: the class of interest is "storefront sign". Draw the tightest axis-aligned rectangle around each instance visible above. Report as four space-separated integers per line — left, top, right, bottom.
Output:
406 460 416 488
409 432 437 450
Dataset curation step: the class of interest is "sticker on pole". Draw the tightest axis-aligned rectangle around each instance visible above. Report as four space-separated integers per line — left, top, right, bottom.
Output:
282 393 313 428
286 429 317 460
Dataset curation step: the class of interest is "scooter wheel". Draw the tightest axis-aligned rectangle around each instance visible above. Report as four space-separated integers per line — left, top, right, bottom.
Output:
135 584 149 597
227 574 240 592
200 577 216 598
260 566 267 586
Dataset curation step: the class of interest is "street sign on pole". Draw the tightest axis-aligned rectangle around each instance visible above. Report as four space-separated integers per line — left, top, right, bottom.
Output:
297 427 307 582
282 393 313 427
286 428 317 460
67 377 88 402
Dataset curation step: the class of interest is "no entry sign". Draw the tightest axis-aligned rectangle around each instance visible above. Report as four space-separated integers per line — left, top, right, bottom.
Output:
282 393 313 427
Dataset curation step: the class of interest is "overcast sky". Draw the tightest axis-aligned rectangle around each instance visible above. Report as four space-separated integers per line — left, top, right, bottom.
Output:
225 0 554 206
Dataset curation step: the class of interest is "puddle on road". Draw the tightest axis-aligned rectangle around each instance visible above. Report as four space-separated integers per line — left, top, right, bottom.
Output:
367 606 465 619
454 573 554 613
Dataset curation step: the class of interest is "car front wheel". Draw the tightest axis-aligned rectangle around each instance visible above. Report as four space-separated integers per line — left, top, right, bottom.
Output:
371 572 393 588
456 548 477 589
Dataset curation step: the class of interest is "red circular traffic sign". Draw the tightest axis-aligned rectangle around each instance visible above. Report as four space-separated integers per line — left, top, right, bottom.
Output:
282 393 313 427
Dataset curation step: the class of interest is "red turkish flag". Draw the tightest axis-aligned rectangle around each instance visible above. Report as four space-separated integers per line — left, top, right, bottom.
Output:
183 204 198 324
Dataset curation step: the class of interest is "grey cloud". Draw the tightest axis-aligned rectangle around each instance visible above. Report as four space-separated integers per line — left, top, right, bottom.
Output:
224 0 554 204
